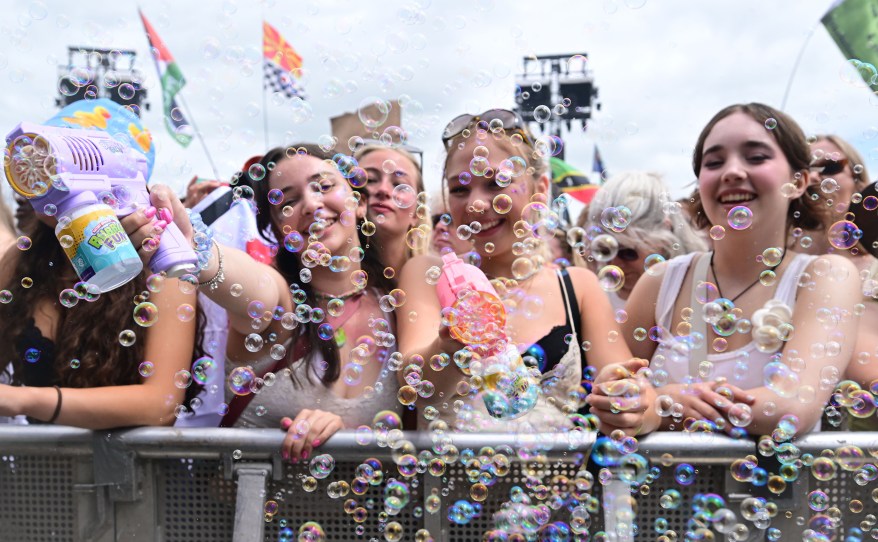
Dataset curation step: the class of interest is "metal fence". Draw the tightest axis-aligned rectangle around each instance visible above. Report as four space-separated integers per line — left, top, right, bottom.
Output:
1 427 876 541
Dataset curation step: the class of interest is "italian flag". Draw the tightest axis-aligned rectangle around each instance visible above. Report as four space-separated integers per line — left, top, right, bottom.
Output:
139 10 193 147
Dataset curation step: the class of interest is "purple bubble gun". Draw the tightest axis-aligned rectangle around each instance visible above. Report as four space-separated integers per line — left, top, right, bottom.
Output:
4 122 198 279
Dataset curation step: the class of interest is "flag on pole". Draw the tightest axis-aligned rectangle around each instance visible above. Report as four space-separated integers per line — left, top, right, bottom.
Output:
263 21 306 99
139 10 193 147
822 0 878 88
551 157 600 204
592 145 606 181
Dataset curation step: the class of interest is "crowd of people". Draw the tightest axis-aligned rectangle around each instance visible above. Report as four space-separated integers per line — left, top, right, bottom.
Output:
1 101 876 459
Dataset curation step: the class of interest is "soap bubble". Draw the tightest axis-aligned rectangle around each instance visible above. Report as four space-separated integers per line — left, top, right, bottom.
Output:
119 329 136 347
827 220 861 250
674 463 696 485
297 521 326 542
392 184 416 209
727 206 753 230
358 97 391 129
138 361 155 377
597 265 625 292
590 234 619 262
133 302 159 327
228 366 256 396
310 454 336 479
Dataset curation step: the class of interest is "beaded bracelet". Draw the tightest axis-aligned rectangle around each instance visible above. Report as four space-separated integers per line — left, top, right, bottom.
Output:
198 240 225 291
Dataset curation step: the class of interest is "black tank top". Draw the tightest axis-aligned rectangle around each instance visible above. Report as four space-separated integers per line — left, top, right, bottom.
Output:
523 269 583 375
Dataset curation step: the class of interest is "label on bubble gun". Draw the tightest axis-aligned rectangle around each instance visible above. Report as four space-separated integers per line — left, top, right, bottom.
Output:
56 206 140 282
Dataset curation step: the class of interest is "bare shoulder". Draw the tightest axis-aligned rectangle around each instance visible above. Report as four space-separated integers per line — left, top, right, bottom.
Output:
564 265 599 292
804 253 859 277
399 253 443 284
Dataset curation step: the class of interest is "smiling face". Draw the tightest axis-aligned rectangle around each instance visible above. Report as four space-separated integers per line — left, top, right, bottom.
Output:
268 154 364 253
696 111 806 234
360 148 420 236
444 135 548 258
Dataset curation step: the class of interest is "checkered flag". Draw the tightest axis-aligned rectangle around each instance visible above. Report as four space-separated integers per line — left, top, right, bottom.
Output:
263 61 305 100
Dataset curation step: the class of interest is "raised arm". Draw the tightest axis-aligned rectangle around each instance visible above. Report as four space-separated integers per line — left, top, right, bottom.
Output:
149 184 291 336
396 254 466 395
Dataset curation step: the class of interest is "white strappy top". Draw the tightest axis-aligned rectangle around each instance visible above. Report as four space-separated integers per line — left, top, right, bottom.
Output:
650 252 816 389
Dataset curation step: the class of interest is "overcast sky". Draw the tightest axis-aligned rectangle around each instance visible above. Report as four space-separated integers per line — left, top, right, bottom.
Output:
1 0 875 210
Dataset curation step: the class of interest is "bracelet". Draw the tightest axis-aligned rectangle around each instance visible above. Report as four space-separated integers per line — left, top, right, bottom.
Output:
48 385 62 424
188 210 215 271
198 240 226 291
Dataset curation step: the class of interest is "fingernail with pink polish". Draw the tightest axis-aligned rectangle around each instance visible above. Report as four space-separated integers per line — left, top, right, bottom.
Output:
302 450 309 460
144 207 157 219
159 208 173 223
281 450 289 460
312 439 320 447
154 220 168 231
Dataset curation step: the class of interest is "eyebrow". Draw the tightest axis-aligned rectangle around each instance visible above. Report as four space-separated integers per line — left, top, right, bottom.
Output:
363 166 410 177
703 140 774 156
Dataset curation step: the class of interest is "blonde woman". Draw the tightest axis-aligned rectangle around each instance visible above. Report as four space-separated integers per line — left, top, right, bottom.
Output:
355 144 431 275
398 109 659 436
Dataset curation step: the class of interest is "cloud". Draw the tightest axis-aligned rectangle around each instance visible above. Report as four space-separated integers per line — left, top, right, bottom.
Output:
1 0 876 210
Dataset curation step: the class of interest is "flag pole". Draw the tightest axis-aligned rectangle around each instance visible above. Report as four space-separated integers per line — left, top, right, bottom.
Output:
261 19 270 151
176 93 222 182
780 23 821 110
262 70 270 151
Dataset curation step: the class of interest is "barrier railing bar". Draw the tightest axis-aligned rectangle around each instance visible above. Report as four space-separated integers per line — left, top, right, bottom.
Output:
3 427 877 463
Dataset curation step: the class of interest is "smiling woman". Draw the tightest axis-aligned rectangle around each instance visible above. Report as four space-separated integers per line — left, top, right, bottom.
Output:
354 144 431 275
396 108 661 437
153 144 400 462
623 103 862 438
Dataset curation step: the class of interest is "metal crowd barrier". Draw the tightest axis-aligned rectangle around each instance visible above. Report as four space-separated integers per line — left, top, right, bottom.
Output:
1 427 876 541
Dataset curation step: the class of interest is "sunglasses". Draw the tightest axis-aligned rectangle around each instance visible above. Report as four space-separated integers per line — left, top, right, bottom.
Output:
810 158 848 177
441 109 532 149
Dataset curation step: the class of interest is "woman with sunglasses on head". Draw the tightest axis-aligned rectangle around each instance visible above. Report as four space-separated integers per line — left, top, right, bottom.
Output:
805 135 878 428
154 144 399 462
354 144 431 276
577 171 706 311
623 104 862 437
398 109 661 436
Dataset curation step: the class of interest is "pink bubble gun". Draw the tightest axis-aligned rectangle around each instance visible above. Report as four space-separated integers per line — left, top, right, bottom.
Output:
436 252 507 347
437 252 538 420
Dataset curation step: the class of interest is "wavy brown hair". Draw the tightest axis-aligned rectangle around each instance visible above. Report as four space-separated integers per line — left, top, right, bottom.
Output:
245 143 394 387
0 207 205 406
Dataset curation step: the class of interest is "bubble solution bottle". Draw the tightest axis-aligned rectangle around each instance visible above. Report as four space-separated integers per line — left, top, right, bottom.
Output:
436 252 538 420
54 192 143 292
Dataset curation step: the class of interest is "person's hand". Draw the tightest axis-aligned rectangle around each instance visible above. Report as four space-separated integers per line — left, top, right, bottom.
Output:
148 184 194 243
587 358 655 436
120 203 165 268
184 176 223 209
280 409 344 463
656 380 755 434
